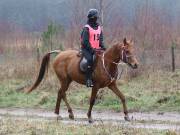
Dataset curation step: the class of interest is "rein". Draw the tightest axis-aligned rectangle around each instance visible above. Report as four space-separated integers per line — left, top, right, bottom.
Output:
101 51 125 85
95 45 134 85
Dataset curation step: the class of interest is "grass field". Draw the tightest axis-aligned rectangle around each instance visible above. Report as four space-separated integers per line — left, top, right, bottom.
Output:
0 69 180 112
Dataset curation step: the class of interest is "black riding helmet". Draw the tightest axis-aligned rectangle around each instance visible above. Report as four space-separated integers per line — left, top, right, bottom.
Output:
87 9 99 19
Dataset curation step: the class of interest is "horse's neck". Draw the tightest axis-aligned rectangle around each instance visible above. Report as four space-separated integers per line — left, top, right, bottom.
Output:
105 45 121 63
102 46 121 75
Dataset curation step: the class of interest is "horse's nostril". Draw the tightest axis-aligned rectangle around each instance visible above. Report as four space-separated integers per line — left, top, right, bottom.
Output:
134 64 138 69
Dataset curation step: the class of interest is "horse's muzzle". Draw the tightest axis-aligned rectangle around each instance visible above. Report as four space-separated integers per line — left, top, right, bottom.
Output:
132 63 138 69
128 63 138 69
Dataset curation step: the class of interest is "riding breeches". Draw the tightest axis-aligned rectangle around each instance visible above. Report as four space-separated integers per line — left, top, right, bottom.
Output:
82 48 94 67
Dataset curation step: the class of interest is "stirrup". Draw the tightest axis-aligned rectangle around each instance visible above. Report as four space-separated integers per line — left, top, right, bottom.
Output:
86 79 94 87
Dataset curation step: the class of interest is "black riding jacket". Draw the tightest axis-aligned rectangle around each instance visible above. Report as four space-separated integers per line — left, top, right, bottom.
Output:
81 21 106 54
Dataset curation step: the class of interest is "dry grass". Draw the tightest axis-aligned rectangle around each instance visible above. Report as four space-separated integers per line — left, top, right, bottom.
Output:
0 117 171 135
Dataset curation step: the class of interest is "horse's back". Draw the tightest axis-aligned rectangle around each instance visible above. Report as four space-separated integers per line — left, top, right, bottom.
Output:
53 50 84 81
53 50 80 74
54 50 78 62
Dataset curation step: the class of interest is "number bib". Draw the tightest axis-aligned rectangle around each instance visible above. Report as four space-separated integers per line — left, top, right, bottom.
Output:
85 24 101 49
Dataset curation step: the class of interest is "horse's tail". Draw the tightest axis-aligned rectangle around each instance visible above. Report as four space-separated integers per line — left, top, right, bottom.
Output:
26 50 61 93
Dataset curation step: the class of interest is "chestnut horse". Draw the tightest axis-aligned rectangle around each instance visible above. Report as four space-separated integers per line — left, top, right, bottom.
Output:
26 38 138 123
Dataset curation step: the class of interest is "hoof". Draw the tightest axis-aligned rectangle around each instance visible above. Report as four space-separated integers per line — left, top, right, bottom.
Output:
69 114 74 120
124 115 131 121
88 118 94 123
56 115 63 121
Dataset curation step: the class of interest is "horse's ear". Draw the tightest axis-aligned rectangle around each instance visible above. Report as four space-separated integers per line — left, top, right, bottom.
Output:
123 38 127 45
130 39 134 45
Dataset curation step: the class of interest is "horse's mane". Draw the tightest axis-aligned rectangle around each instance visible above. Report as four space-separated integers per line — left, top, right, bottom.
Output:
105 42 123 54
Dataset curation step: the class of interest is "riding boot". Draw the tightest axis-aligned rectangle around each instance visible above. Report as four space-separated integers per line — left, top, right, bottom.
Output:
86 66 94 87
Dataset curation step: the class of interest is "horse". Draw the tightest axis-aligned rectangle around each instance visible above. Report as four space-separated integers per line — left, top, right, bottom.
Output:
26 38 138 123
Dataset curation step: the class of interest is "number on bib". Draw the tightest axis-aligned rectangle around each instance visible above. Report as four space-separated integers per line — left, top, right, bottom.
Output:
94 34 100 41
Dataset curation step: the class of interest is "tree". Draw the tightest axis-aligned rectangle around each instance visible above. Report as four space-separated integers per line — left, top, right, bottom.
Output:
41 22 57 52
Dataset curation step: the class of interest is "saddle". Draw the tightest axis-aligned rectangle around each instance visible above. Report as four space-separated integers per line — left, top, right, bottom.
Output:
77 49 103 72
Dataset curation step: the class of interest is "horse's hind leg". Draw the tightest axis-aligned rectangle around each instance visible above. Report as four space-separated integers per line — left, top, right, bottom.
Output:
63 93 74 120
55 80 71 119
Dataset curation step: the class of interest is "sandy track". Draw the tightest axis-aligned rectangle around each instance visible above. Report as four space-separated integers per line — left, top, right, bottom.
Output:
0 108 180 131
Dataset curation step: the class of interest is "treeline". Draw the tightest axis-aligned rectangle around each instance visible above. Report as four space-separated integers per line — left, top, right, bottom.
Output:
0 0 180 54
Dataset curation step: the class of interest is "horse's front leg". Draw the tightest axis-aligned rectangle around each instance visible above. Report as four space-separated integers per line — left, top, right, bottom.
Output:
87 86 98 123
108 82 130 121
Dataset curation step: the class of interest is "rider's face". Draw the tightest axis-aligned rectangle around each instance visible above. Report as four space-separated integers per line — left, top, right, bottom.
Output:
89 17 97 23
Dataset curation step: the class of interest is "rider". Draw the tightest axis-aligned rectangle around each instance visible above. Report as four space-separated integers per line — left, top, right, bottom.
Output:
81 9 106 87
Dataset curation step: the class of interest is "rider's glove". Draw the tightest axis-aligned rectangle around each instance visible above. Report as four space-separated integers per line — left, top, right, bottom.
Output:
101 47 106 51
90 48 95 54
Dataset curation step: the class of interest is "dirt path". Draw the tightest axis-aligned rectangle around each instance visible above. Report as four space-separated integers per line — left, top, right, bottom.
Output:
0 108 180 131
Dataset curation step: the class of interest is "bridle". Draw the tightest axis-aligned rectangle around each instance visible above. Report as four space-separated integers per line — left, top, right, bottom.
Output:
121 46 134 63
96 45 135 85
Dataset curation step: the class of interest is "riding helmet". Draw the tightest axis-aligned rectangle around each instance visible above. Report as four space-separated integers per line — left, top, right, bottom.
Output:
87 9 99 19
